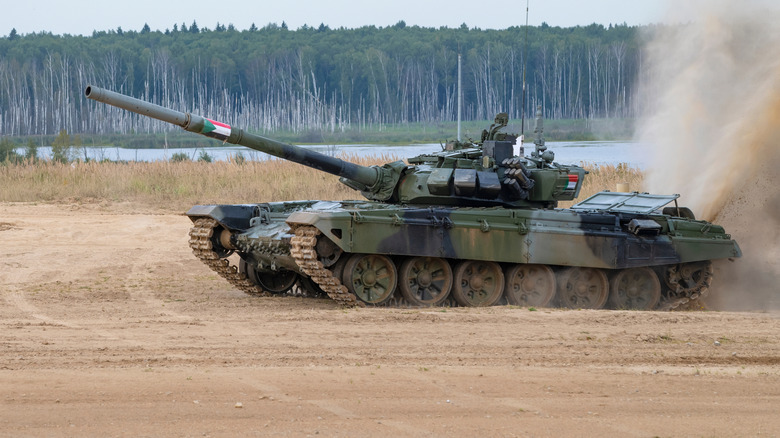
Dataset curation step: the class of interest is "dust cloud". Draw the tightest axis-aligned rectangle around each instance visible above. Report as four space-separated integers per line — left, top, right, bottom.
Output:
635 0 780 310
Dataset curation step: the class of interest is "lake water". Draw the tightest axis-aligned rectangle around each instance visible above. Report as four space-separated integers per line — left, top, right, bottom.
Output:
23 141 648 168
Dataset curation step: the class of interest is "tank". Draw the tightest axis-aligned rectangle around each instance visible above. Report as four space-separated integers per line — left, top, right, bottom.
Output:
85 85 741 310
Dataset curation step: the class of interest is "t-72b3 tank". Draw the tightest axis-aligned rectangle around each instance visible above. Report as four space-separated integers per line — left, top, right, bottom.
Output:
85 85 741 310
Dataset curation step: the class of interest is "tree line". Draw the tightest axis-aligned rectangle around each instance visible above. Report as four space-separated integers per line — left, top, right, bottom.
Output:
0 21 650 137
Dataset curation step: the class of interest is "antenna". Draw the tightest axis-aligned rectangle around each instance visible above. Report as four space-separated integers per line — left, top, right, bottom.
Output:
457 48 462 142
520 0 530 149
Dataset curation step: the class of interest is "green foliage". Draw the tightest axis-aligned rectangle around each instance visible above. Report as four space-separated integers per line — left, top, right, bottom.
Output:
170 152 191 162
0 137 22 163
51 130 71 163
25 139 38 161
197 150 213 162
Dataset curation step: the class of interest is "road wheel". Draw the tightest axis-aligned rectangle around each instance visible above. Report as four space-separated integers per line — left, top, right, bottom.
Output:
398 257 453 306
240 258 298 294
343 254 397 305
452 260 504 307
608 267 661 310
254 270 299 294
504 264 556 307
556 267 609 309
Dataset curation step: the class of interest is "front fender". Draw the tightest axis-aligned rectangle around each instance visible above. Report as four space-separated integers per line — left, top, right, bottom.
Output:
186 204 257 231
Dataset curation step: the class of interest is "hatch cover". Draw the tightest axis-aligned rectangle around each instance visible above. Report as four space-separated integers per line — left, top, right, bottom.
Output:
571 191 679 214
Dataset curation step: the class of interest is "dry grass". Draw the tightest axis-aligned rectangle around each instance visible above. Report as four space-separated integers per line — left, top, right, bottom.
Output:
0 157 643 212
560 162 645 208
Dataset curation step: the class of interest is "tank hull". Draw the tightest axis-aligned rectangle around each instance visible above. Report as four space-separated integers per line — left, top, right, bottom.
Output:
187 199 740 309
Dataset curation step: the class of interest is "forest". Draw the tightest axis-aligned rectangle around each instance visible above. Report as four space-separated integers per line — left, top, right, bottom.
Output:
0 20 652 139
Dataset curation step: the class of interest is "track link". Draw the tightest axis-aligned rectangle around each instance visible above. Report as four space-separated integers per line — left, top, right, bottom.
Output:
290 226 363 307
188 218 271 297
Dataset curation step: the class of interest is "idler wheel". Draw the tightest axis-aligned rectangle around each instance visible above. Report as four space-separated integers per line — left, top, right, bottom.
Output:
504 264 556 307
452 260 505 307
343 254 397 305
608 267 661 310
399 257 453 306
556 267 609 309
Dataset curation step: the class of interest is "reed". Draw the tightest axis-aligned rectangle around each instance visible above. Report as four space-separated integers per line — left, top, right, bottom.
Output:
559 162 645 208
0 157 643 212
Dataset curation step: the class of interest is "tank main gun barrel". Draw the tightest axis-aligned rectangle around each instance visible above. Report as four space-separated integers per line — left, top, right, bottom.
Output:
84 85 384 191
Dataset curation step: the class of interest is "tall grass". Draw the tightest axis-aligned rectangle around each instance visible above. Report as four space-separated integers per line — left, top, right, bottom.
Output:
0 157 643 212
559 162 645 208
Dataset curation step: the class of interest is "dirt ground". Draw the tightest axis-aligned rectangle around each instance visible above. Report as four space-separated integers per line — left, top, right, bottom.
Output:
1 202 778 437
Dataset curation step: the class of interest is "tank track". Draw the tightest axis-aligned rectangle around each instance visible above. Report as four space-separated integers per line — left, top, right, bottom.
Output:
188 218 272 297
190 220 713 311
290 226 363 307
657 262 713 311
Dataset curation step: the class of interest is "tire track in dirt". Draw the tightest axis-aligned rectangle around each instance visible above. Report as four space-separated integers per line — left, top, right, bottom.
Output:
122 258 195 324
5 291 82 329
3 290 130 342
0 207 195 344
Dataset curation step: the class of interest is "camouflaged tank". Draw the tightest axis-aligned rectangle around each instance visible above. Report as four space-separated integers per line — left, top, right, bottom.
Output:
86 85 741 310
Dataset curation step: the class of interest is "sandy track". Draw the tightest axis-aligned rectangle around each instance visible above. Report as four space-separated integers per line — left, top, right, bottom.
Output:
1 203 778 437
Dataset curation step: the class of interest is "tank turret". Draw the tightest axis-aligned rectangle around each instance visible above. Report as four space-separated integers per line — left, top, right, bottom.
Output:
85 86 584 209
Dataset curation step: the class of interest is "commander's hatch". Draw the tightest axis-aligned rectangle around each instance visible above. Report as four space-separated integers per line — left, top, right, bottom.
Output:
571 191 679 214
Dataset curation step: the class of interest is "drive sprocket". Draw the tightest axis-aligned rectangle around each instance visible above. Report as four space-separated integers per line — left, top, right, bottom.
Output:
658 261 713 311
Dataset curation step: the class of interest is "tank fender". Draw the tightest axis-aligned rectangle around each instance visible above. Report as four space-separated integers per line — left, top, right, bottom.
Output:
287 210 354 253
186 204 257 231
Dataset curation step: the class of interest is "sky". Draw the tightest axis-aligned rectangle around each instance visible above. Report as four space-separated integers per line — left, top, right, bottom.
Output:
3 0 676 36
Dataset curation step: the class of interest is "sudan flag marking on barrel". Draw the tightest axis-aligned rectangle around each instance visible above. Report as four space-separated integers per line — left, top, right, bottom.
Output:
201 118 231 141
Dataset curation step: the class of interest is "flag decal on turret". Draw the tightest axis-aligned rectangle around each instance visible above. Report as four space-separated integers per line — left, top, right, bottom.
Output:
201 118 231 141
567 174 578 190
